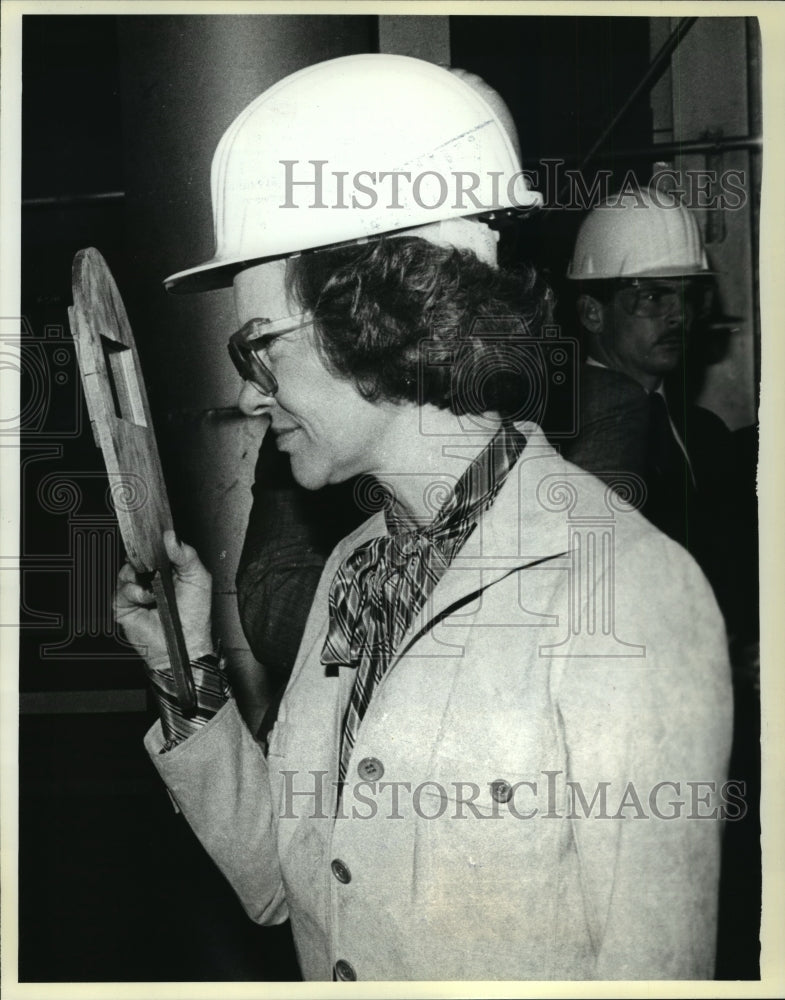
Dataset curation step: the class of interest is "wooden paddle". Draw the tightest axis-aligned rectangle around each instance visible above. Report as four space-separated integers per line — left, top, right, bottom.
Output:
69 248 196 715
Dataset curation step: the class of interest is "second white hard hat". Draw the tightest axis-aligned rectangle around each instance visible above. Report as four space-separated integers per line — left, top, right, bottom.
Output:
567 189 712 281
165 54 542 293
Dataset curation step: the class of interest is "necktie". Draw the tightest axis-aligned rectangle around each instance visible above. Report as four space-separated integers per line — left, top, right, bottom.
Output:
647 392 694 545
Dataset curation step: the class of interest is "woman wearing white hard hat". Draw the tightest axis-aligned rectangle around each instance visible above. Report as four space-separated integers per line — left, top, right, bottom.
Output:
116 56 731 982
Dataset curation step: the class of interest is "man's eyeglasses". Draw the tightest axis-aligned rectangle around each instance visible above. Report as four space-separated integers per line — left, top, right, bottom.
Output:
616 279 711 320
227 314 309 397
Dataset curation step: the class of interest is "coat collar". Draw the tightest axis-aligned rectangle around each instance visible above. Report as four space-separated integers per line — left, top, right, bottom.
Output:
380 423 578 648
327 424 592 649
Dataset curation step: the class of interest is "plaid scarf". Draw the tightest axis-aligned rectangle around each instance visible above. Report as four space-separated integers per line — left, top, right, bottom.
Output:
322 422 526 785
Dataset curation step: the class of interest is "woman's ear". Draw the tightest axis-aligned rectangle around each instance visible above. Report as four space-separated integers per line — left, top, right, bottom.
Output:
577 294 605 335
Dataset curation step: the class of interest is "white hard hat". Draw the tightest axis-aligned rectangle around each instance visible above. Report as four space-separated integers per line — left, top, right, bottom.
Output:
165 54 542 293
567 189 712 281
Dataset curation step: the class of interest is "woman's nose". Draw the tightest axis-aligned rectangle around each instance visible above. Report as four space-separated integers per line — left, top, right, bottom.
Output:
238 380 276 417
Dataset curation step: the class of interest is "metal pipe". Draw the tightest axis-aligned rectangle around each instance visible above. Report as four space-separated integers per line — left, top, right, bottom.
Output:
591 134 762 160
22 190 125 209
524 134 762 168
579 15 697 172
549 16 698 208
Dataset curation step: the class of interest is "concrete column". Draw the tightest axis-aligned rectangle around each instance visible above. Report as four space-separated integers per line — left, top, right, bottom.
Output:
116 15 374 727
378 15 450 63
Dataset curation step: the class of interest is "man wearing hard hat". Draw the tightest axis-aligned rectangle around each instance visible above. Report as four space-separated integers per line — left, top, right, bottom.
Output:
115 56 732 981
562 190 718 547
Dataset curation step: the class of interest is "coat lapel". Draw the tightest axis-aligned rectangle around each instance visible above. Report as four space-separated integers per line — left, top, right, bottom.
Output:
393 424 574 655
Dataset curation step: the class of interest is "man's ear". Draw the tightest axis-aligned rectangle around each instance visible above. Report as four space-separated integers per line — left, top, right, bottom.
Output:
577 294 605 335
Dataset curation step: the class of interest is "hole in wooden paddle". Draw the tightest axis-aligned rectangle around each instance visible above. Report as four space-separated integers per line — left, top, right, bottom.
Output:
100 336 147 427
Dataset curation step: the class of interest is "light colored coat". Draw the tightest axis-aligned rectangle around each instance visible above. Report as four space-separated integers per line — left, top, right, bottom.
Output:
148 426 733 981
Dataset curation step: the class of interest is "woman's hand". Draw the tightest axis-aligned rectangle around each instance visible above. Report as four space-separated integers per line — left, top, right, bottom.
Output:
114 530 213 671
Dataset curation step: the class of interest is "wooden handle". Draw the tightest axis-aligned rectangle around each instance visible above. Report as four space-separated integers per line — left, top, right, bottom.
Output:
151 569 197 717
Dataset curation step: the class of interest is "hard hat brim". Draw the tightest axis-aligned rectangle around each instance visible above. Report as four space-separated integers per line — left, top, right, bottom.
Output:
164 204 542 294
164 254 280 295
568 264 716 281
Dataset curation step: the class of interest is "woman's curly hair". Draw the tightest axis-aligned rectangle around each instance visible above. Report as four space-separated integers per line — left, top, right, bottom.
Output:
287 236 554 420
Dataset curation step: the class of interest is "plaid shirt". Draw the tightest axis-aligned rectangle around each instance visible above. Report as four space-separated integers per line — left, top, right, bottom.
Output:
322 422 527 785
150 647 232 753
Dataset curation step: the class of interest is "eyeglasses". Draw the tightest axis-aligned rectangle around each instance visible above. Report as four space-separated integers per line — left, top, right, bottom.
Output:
616 279 710 320
227 314 310 396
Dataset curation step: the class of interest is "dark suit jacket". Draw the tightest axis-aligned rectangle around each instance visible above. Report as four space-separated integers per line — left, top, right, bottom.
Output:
560 364 698 543
561 364 652 486
559 363 757 640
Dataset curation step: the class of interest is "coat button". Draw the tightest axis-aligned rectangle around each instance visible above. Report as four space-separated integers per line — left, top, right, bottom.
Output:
490 779 513 804
331 858 351 884
357 756 384 781
334 959 357 981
